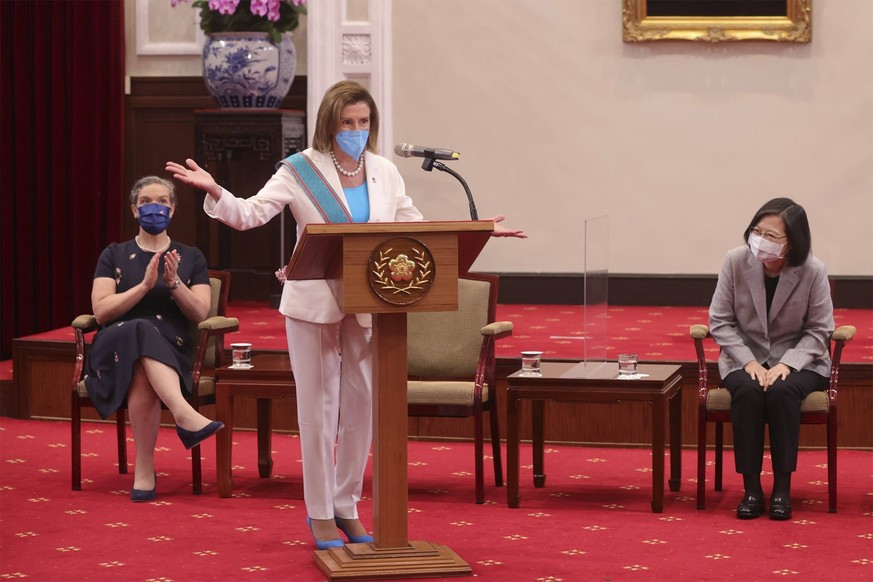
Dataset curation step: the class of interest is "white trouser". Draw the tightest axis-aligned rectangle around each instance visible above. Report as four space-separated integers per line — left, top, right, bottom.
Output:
285 315 373 520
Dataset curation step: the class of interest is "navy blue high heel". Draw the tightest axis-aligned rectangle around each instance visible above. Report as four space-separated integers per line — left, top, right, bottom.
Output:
176 421 224 450
307 517 344 550
131 472 157 502
335 517 374 544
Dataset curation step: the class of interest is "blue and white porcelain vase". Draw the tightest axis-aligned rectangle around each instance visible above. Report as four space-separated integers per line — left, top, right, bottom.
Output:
202 32 297 108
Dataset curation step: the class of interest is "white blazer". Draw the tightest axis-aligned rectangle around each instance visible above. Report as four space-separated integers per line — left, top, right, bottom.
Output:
709 245 834 379
204 148 424 325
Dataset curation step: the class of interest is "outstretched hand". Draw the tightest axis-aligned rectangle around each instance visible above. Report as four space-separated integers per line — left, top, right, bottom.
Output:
489 214 527 238
165 158 222 200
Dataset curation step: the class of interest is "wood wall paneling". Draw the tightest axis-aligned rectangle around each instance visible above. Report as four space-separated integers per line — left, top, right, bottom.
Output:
497 274 873 309
194 110 306 300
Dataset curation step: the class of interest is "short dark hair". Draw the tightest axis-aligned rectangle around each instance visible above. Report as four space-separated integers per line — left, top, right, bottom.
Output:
743 197 812 267
312 80 379 153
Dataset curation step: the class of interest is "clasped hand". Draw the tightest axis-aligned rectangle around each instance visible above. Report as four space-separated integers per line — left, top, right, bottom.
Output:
744 360 791 390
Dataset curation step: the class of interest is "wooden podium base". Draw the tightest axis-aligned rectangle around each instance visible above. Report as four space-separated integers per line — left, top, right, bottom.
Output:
313 540 472 580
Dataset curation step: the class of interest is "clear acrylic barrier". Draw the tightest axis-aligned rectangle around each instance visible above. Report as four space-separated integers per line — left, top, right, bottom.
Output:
581 215 609 376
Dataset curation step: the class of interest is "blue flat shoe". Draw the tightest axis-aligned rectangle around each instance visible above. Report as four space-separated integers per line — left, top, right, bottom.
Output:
131 473 157 502
307 517 344 550
176 421 224 450
335 517 374 544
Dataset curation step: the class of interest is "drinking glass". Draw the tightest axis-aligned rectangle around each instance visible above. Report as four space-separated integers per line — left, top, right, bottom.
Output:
231 343 253 368
618 353 638 375
521 351 543 377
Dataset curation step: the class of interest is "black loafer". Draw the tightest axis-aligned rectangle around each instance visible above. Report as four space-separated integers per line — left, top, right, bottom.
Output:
769 495 792 520
737 493 765 519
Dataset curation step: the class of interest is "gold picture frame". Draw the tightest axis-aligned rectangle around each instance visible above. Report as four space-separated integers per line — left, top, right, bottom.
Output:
622 0 812 43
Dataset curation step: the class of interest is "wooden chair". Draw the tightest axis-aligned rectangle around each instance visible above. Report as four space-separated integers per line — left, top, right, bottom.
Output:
71 270 239 494
691 323 855 512
407 273 512 504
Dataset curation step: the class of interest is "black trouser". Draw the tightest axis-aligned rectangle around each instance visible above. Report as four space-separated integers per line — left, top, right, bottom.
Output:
723 368 828 474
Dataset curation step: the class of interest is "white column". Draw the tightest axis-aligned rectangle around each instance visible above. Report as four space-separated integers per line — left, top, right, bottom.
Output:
307 0 393 155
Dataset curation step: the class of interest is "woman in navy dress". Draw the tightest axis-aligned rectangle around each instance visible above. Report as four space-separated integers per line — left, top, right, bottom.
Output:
84 176 223 501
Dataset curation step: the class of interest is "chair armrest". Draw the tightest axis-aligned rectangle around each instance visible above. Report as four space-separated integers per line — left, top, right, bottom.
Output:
690 324 710 340
481 321 513 338
72 314 98 332
832 325 856 342
689 324 712 401
198 316 240 334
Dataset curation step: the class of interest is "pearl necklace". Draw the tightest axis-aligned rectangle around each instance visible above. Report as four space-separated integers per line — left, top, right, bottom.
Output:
330 150 365 177
135 235 171 253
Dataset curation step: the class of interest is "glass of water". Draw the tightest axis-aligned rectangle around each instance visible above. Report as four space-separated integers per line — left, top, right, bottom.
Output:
521 351 543 376
230 342 253 368
618 353 638 376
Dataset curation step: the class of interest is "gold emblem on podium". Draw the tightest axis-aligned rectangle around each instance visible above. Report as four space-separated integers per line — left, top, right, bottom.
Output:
368 237 435 305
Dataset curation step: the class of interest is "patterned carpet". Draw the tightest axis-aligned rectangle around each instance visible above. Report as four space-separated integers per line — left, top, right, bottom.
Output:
7 304 870 367
2 417 871 581
226 303 872 363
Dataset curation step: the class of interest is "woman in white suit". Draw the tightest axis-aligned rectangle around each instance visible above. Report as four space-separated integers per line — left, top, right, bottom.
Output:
709 198 833 521
167 81 524 548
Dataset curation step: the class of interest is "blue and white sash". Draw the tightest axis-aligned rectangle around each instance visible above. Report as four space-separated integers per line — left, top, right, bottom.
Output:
277 153 352 224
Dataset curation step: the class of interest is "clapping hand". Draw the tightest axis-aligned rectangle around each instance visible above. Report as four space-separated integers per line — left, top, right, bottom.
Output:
141 252 160 291
163 249 181 287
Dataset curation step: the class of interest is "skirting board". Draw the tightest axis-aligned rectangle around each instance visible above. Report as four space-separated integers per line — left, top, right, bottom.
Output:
494 274 872 309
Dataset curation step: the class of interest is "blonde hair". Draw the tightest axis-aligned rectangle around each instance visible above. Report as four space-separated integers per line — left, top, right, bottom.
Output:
312 80 379 153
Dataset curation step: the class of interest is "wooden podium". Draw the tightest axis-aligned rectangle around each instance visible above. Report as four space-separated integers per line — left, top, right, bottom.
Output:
285 221 494 580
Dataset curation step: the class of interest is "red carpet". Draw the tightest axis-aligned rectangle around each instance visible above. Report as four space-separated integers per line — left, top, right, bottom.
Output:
226 303 873 362
9 304 870 365
2 418 871 581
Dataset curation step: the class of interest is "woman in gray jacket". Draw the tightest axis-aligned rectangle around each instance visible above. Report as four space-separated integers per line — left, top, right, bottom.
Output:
709 198 833 521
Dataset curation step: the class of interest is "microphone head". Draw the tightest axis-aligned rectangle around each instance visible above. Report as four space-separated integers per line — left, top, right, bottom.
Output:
394 143 413 157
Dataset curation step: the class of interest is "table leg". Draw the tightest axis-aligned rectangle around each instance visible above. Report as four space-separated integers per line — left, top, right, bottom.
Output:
507 391 520 508
651 397 666 513
215 384 234 498
669 389 682 492
532 400 546 488
256 398 273 478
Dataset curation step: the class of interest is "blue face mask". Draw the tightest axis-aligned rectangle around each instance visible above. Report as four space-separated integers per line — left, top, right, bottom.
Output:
137 203 172 235
335 130 369 160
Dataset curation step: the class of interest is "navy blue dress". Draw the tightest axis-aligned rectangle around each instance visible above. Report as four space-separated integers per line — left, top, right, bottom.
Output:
84 240 209 418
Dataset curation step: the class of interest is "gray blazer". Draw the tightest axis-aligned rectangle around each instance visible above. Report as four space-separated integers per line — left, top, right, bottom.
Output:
709 245 834 379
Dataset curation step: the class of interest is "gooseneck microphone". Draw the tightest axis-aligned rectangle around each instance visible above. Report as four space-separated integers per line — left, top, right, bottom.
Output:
394 143 460 161
395 141 477 220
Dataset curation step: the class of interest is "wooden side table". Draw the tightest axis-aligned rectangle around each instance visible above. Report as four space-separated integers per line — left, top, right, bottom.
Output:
214 353 296 498
506 361 683 513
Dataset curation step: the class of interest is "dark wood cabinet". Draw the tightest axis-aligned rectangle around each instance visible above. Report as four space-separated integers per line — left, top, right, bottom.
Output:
194 109 307 301
125 76 307 302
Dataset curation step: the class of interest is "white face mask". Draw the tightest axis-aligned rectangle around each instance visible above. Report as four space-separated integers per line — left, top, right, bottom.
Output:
748 233 787 263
